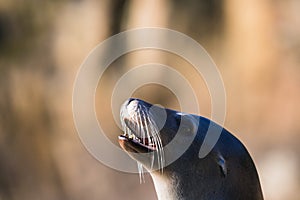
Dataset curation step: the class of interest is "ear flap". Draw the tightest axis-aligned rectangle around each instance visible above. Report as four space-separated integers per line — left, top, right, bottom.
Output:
217 153 227 177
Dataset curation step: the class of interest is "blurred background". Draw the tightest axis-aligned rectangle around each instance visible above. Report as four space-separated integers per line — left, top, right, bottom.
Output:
0 0 300 199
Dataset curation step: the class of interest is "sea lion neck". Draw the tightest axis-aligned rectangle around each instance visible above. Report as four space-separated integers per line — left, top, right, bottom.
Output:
150 154 226 200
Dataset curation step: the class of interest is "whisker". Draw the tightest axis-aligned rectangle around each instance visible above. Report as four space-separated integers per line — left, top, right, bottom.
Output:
137 162 145 183
141 107 155 170
147 110 164 173
138 107 145 145
120 102 165 182
136 108 146 180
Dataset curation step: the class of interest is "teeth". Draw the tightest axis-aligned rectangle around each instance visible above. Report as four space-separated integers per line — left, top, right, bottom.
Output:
122 125 156 148
129 134 135 139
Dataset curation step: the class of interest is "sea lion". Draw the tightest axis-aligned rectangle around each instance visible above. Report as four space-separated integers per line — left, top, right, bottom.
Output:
118 98 263 200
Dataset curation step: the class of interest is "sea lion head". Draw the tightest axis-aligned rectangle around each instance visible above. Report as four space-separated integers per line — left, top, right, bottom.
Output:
118 98 201 172
118 98 263 200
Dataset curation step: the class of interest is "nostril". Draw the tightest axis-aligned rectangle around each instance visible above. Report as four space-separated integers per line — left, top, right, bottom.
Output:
127 98 137 105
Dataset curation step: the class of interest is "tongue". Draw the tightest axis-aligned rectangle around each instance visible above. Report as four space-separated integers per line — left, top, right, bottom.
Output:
138 141 156 151
141 137 150 144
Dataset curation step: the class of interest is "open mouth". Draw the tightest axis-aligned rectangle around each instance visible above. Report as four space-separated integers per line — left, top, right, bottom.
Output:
118 118 157 153
118 99 165 173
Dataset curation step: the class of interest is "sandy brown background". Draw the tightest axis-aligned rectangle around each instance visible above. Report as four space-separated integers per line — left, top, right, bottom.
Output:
0 1 299 200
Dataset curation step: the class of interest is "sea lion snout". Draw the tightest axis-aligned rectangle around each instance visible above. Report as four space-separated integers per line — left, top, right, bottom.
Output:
122 98 168 132
124 98 152 109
